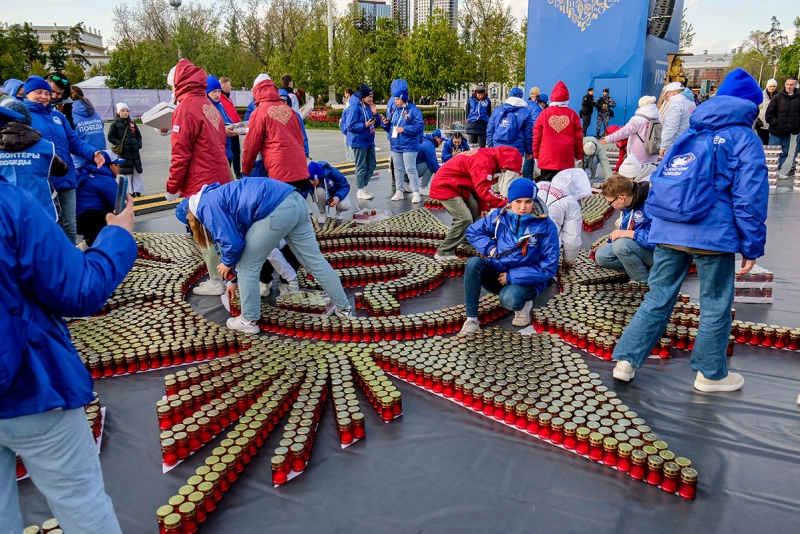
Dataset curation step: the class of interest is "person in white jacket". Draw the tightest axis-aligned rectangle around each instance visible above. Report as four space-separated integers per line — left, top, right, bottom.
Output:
600 96 662 165
537 168 591 266
658 82 692 156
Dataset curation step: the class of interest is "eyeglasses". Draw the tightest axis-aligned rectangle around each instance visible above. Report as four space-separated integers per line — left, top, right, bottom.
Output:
49 75 68 84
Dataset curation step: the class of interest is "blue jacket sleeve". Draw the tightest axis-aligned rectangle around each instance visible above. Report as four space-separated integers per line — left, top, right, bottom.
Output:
244 100 255 121
632 207 654 250
15 192 137 317
420 141 440 172
98 177 118 211
295 111 309 156
442 140 453 163
330 167 350 201
203 203 246 267
522 111 533 156
402 107 424 138
486 113 497 146
465 212 499 256
505 221 560 286
62 112 98 163
344 107 367 134
729 134 769 259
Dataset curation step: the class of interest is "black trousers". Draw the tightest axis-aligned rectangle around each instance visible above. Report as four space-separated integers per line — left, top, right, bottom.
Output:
581 113 591 136
231 136 242 177
756 128 770 146
259 244 301 284
76 210 108 246
468 133 487 148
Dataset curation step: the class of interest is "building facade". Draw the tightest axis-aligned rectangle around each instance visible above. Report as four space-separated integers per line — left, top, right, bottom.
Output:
392 0 410 31
681 52 733 90
355 1 392 28
31 24 110 69
415 0 458 28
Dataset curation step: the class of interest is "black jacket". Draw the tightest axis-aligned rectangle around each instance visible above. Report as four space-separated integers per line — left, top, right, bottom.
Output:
765 88 800 136
107 117 143 174
580 94 594 116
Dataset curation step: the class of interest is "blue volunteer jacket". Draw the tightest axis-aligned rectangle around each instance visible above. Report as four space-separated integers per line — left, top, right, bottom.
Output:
71 100 107 169
244 98 256 121
486 101 533 157
647 96 769 259
76 165 118 216
210 98 234 161
416 134 440 172
0 137 58 220
381 102 424 153
25 99 97 190
340 94 376 149
466 205 560 294
467 95 492 124
194 178 295 267
619 183 655 251
0 182 137 418
441 137 470 163
527 100 543 124
315 161 350 202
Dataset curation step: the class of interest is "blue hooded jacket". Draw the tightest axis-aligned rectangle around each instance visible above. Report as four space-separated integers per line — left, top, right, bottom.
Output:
209 98 234 161
619 181 654 250
383 79 408 140
527 99 543 124
24 99 98 190
244 98 256 121
486 100 534 157
465 205 560 293
278 90 310 156
311 161 350 202
3 79 24 100
71 99 107 169
340 93 376 149
416 134 440 172
647 95 768 259
381 100 424 153
194 178 295 267
0 182 137 418
441 137 470 163
75 164 118 216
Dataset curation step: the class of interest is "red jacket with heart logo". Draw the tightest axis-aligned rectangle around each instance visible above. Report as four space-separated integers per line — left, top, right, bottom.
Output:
532 81 583 171
166 59 230 197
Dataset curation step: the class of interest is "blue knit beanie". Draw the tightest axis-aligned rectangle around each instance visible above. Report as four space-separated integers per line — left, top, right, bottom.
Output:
507 179 537 203
23 76 52 96
205 75 222 94
308 161 323 181
509 87 523 98
358 83 373 99
393 89 408 102
716 68 762 107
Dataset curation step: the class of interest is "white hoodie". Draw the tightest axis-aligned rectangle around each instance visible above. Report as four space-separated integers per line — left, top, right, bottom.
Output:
537 168 591 263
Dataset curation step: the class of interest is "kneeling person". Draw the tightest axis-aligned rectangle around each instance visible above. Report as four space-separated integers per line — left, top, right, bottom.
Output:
460 179 560 334
308 161 351 223
594 175 654 282
76 150 125 246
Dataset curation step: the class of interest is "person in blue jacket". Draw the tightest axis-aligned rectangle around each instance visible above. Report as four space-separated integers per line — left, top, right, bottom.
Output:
487 87 533 163
279 88 310 157
459 179 560 335
611 68 768 393
0 181 136 534
594 175 654 282
415 130 444 195
384 79 407 190
206 75 235 163
23 76 105 244
185 177 351 334
465 84 492 148
308 160 350 223
381 88 424 203
441 131 470 163
2 78 24 101
0 100 67 220
76 150 124 246
70 86 107 171
524 93 548 179
340 83 377 200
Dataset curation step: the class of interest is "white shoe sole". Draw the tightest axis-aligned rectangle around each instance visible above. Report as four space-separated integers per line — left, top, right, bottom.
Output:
512 317 530 327
193 286 225 296
613 367 635 382
226 317 260 334
693 376 744 392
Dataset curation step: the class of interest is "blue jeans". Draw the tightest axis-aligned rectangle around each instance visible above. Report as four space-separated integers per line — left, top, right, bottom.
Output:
522 157 535 180
464 257 540 317
0 408 122 534
768 133 798 172
613 246 735 380
595 238 654 283
392 151 419 193
237 191 348 320
58 188 77 244
416 162 434 188
352 147 376 190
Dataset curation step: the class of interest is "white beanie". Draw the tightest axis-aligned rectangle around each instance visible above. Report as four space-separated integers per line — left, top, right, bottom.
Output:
618 154 643 179
253 73 271 89
766 78 778 88
638 95 656 107
167 65 177 87
116 102 129 114
583 140 597 156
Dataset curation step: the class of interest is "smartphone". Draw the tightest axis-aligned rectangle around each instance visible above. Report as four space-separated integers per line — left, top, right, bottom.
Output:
114 176 129 215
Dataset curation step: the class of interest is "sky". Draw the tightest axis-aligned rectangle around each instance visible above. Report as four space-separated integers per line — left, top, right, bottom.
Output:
1 0 797 55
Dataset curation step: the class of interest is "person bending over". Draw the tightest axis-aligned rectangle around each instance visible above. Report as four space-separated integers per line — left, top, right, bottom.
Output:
459 179 560 335
308 160 351 224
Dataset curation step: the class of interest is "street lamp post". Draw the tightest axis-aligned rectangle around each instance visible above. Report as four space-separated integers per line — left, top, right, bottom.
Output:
751 58 763 87
327 0 336 105
169 0 182 60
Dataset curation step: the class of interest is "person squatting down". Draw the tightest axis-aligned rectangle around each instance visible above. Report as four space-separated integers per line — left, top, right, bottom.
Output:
459 179 560 335
308 160 351 224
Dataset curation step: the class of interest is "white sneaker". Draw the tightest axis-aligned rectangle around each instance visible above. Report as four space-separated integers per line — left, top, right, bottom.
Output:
412 192 421 204
317 213 327 224
278 283 289 296
420 186 430 196
434 253 457 261
226 316 260 334
404 183 413 193
693 371 744 392
335 306 352 317
457 319 480 337
287 279 300 293
613 360 635 382
391 190 404 201
259 282 270 297
357 189 374 200
512 300 533 327
193 279 225 296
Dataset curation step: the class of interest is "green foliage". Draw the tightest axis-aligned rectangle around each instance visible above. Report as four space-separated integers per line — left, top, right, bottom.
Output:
776 17 800 78
404 12 471 100
459 0 518 85
47 31 70 72
4 23 44 74
679 8 694 53
28 60 49 78
365 17 405 100
725 50 769 85
64 60 86 85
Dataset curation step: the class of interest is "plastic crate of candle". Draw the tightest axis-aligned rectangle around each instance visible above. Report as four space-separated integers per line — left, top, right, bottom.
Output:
734 287 773 303
276 290 334 315
352 208 390 224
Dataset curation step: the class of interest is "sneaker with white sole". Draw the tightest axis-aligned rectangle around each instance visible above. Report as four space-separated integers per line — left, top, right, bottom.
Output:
391 190 404 201
457 319 480 336
287 279 300 293
226 316 260 334
404 183 413 193
693 371 744 392
420 186 430 196
193 279 225 296
259 282 270 297
412 192 421 204
434 253 457 261
335 306 352 317
317 213 328 224
356 189 374 200
613 360 636 381
512 300 533 327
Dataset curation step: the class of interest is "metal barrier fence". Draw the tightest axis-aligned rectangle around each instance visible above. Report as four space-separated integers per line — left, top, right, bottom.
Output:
435 101 467 134
79 89 254 120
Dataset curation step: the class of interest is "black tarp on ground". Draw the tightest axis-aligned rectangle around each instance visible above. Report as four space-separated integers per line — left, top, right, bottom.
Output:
17 175 800 533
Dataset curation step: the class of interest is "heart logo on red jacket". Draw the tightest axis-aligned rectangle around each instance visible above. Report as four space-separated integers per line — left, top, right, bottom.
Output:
202 104 221 130
548 115 570 133
268 105 294 125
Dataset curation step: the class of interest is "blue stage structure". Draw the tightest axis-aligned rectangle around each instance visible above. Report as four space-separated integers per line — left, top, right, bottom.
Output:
525 0 683 128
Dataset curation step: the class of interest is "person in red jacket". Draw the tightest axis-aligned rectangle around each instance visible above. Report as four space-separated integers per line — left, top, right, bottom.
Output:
533 81 583 182
219 77 243 178
165 59 231 296
241 74 309 190
429 146 521 260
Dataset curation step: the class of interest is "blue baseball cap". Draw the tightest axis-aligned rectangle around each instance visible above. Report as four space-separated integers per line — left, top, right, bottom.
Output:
509 87 523 98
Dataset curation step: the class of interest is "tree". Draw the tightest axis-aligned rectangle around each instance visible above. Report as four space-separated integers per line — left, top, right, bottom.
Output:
0 28 27 81
777 16 800 78
5 23 44 73
48 31 70 72
66 23 90 68
88 63 108 78
404 12 470 100
459 0 518 85
331 4 369 93
508 17 527 87
365 17 405 100
679 8 694 52
725 49 769 86
64 60 86 85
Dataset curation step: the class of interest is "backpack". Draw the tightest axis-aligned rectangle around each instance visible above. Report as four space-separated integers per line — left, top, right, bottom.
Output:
647 127 725 222
635 113 663 155
493 107 519 145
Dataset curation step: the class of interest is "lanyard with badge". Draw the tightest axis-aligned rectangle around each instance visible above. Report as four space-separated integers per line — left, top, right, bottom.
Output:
391 106 407 139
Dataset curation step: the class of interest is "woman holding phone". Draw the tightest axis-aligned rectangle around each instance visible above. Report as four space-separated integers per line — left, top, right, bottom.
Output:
75 150 126 246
